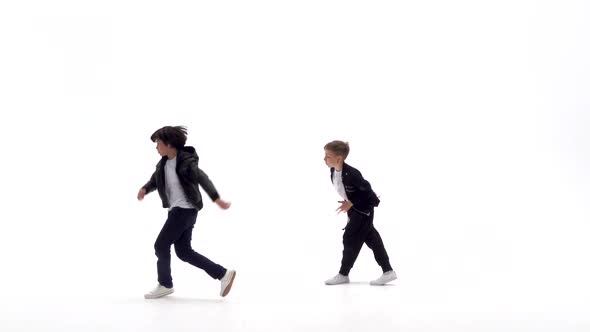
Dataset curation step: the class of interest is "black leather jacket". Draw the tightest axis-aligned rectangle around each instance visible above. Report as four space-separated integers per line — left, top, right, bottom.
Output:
143 146 220 210
330 162 380 214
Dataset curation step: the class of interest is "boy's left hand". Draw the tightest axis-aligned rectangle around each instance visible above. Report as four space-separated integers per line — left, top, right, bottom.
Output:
215 198 232 210
336 200 353 214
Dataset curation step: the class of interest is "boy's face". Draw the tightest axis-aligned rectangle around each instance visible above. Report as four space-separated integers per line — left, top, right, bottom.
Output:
324 149 343 168
156 139 174 157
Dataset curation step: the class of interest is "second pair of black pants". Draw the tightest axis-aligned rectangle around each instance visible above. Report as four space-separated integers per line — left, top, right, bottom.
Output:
154 207 226 288
339 209 392 276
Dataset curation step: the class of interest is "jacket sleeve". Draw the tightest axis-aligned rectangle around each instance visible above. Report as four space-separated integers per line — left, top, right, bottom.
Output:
350 169 373 192
195 167 221 202
143 170 158 194
350 169 380 207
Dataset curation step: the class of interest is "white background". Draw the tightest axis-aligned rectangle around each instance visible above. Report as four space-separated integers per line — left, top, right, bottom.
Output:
1 1 589 331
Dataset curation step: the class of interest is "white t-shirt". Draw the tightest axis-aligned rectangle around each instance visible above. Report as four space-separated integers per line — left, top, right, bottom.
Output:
164 157 194 209
332 169 348 201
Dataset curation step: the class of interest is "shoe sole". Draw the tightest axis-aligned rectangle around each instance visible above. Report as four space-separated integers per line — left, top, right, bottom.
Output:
221 271 236 297
370 275 397 286
325 279 350 285
325 282 350 285
144 289 174 299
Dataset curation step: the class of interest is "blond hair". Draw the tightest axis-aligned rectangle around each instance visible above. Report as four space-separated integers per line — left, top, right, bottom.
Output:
324 140 350 159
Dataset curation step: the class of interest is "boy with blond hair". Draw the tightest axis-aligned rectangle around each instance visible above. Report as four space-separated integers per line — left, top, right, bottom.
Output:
323 140 397 285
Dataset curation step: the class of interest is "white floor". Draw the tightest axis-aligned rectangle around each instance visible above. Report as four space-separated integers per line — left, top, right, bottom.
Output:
2 175 589 332
2 268 589 332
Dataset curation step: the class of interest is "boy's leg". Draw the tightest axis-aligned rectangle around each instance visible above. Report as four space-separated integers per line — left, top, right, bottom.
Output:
173 208 236 296
365 226 393 273
174 217 226 280
154 208 195 288
339 211 371 276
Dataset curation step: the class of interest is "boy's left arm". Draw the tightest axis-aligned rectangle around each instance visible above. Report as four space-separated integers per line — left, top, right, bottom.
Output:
195 167 232 209
337 170 373 213
194 167 221 202
350 170 373 192
351 170 380 207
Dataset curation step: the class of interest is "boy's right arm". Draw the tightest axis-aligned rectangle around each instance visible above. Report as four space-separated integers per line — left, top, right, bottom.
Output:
138 171 157 200
144 171 157 193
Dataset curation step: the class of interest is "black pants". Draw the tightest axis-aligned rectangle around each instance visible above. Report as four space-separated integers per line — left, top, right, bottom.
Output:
339 209 392 276
154 207 226 288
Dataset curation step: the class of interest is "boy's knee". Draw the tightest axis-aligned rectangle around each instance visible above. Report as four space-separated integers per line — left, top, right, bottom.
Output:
174 245 191 261
154 240 171 255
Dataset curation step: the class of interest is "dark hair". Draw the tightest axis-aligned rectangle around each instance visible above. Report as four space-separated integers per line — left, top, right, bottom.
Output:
324 140 350 159
150 126 188 149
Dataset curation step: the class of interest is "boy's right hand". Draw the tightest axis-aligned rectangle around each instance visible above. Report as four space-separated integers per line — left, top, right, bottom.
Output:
336 200 353 214
137 187 147 201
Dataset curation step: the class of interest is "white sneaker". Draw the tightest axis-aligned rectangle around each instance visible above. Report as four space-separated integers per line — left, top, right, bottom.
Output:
220 270 236 297
144 284 174 299
325 274 350 285
370 270 397 285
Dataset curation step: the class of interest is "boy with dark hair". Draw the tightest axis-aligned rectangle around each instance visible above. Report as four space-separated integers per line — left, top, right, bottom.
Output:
138 126 236 299
323 140 397 285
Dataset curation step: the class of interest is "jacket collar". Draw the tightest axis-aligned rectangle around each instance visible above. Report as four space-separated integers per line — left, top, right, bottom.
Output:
330 162 351 182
